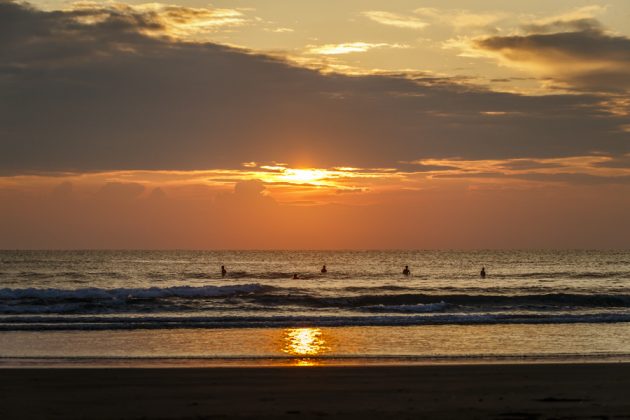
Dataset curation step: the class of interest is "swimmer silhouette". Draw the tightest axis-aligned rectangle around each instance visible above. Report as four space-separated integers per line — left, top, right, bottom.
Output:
403 265 411 276
321 265 327 274
480 267 486 279
293 273 299 279
221 265 227 277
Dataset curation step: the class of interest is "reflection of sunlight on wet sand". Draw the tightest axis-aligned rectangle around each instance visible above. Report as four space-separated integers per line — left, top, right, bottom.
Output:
282 328 329 366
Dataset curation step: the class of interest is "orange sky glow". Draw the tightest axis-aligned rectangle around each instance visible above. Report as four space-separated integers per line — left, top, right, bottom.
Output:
0 0 629 249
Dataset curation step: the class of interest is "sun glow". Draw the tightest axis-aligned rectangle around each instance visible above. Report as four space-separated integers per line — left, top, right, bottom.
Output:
281 169 329 184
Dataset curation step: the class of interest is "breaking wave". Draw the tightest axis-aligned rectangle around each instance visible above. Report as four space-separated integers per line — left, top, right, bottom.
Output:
0 284 274 301
2 312 630 331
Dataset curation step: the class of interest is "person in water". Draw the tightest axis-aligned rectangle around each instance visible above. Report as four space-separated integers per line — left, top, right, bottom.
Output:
293 273 299 279
321 265 327 274
403 265 411 276
480 266 486 278
221 265 227 277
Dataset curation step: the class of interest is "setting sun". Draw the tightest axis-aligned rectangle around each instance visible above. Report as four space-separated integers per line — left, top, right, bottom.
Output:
280 169 329 184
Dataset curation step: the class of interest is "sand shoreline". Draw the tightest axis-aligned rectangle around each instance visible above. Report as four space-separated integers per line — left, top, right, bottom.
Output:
1 363 629 419
3 354 630 369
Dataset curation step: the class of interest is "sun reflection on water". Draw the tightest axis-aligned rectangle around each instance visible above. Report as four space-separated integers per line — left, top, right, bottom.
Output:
282 328 329 366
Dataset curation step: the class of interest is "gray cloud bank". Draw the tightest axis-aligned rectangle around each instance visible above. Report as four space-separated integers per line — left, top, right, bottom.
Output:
476 18 630 93
1 0 629 175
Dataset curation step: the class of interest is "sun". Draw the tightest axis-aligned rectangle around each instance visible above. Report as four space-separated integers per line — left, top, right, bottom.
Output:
281 168 328 184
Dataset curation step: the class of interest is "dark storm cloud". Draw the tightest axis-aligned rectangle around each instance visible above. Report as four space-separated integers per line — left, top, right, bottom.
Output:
476 19 630 92
1 1 629 175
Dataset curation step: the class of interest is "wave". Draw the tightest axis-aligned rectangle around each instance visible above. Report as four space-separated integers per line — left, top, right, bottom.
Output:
342 285 413 292
11 270 126 280
0 284 274 301
221 270 629 280
2 312 630 331
225 271 329 280
260 293 630 309
5 267 629 283
358 302 449 313
5 352 630 365
492 271 630 279
2 288 630 314
189 269 630 280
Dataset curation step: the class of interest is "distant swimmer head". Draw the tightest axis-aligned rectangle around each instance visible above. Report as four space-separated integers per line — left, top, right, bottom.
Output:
480 267 486 278
403 265 410 276
221 265 227 276
321 265 327 273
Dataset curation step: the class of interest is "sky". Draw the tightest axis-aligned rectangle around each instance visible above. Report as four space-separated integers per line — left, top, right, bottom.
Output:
0 0 629 249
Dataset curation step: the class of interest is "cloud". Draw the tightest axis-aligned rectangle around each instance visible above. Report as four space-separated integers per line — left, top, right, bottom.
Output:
472 18 630 92
68 1 250 39
592 154 630 169
521 17 603 35
435 171 630 186
413 7 506 30
522 5 607 34
0 0 629 177
95 182 145 200
411 155 630 186
497 159 564 170
362 11 427 30
306 42 408 55
364 7 506 33
234 179 266 198
266 27 293 34
216 179 276 211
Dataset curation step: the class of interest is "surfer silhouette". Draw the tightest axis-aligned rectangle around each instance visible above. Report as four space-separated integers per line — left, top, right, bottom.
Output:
321 265 327 274
480 267 486 279
403 265 411 276
221 265 227 277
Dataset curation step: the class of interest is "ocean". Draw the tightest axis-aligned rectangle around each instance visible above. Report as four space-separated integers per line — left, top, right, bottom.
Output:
1 250 629 366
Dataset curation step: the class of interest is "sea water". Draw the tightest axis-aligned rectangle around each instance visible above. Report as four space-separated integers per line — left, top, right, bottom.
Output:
0 250 629 366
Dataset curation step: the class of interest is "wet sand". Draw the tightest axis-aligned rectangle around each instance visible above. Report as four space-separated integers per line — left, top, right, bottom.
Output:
1 363 629 419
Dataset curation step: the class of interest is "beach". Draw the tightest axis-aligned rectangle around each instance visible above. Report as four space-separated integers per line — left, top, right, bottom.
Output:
1 363 629 419
2 250 630 418
4 0 630 417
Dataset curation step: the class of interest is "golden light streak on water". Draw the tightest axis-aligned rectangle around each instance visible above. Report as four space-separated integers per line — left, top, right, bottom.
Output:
282 328 330 365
